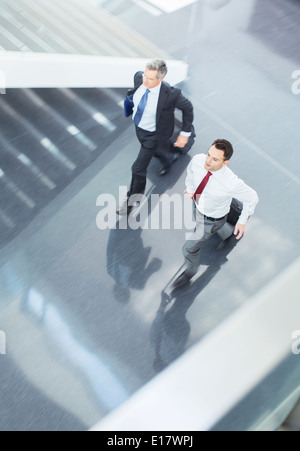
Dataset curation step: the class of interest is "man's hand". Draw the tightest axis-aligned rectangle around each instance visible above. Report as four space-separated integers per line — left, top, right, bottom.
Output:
234 223 246 240
184 190 194 200
174 135 189 148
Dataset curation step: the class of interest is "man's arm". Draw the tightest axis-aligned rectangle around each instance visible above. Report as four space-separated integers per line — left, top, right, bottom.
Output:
233 178 259 240
174 92 194 148
175 134 190 148
185 157 196 197
234 223 246 241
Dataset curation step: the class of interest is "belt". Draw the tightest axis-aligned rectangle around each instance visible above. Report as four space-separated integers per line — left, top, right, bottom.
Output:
203 214 227 222
194 203 227 222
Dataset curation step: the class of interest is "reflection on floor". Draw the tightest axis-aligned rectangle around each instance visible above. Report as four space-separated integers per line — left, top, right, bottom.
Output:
0 88 127 247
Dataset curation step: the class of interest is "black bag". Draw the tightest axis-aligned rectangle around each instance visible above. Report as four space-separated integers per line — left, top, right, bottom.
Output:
169 124 196 155
227 199 243 226
217 199 243 243
124 95 134 117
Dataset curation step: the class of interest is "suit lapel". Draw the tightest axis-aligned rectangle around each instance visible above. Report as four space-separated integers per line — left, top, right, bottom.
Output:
127 77 170 126
156 82 169 125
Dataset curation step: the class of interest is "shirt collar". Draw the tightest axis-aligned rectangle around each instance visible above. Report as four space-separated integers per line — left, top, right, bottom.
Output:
150 83 162 94
203 164 228 177
141 83 162 95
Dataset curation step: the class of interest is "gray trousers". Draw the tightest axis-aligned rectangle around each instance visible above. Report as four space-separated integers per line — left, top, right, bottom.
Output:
183 207 227 277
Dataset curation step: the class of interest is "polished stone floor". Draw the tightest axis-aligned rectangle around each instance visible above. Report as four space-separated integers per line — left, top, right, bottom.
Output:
0 0 300 431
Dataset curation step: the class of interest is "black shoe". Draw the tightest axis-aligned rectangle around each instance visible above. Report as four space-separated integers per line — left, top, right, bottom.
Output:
173 272 192 289
159 154 179 176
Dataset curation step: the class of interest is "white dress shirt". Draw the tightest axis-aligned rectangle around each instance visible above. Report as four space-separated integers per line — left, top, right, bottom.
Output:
133 83 191 137
186 154 259 224
133 84 161 132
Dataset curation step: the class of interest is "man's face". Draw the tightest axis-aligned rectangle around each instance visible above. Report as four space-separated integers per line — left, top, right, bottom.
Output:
205 145 230 172
143 68 164 89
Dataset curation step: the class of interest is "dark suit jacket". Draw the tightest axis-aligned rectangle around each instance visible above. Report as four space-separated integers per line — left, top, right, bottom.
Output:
127 71 194 143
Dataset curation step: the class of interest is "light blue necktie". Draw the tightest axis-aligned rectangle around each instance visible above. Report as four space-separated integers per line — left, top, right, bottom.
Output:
134 89 150 127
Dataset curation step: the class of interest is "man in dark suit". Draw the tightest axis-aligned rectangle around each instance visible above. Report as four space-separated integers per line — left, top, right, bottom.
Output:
119 59 194 216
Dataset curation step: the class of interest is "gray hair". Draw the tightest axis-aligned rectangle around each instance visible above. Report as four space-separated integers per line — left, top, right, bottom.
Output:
146 59 168 80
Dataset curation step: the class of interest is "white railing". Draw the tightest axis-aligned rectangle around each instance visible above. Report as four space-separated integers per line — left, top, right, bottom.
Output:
91 258 300 431
0 53 189 89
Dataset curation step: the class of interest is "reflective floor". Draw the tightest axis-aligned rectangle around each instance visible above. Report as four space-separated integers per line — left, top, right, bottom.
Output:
0 0 300 431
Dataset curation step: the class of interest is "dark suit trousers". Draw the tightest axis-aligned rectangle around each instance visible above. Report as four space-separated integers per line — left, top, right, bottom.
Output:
128 127 159 197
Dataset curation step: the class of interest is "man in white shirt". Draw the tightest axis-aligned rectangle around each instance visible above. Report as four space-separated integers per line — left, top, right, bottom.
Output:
174 139 259 288
119 60 194 216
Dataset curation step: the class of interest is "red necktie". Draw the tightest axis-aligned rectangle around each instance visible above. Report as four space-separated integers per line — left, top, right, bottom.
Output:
193 171 212 204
